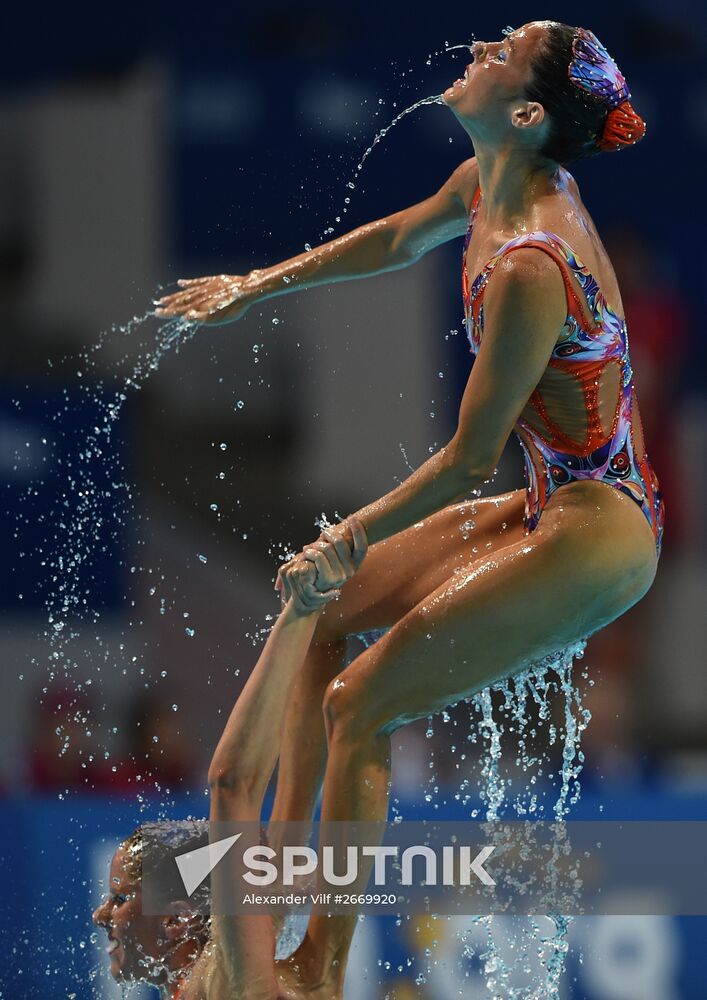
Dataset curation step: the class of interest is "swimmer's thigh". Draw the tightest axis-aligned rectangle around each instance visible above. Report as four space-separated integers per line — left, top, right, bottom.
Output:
315 489 526 642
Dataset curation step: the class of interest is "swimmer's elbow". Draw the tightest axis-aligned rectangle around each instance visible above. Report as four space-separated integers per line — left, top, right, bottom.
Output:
444 437 496 488
208 765 263 821
208 758 259 799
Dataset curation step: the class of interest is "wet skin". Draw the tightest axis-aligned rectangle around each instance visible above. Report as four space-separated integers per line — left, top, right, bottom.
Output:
91 846 205 988
271 21 660 968
91 848 298 998
112 20 659 999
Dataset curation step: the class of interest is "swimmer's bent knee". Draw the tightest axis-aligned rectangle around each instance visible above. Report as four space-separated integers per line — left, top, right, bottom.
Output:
322 677 382 743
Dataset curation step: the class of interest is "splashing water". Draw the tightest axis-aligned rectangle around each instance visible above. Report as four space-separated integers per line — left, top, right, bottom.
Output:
14 34 592 995
314 36 481 239
461 641 591 999
36 313 198 658
343 45 593 989
357 620 592 997
318 93 446 240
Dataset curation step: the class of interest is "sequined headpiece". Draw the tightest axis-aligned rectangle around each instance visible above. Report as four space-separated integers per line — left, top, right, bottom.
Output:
568 28 646 152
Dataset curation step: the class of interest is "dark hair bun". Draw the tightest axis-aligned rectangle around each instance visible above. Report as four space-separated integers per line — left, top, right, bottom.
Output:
596 99 647 152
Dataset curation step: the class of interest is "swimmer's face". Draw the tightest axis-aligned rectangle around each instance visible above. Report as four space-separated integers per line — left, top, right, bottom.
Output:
92 845 196 985
442 22 551 141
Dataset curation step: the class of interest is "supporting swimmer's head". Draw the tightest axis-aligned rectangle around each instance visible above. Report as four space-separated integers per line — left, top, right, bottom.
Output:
443 21 645 166
92 821 211 987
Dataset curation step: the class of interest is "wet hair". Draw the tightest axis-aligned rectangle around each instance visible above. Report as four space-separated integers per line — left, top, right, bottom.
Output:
121 822 303 962
122 820 212 925
524 22 643 165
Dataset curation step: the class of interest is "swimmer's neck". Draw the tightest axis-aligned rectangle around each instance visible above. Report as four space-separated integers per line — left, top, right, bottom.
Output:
473 145 566 230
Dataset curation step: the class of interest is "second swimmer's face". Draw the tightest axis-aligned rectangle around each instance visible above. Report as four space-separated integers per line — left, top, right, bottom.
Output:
443 21 551 128
92 845 194 985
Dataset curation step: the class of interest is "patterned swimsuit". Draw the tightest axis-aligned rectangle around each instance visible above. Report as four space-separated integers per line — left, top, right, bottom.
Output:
462 187 665 557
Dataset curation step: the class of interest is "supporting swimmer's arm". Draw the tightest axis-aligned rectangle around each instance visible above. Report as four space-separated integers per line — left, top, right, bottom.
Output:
207 600 327 812
205 529 365 1000
205 606 323 1000
154 159 478 323
206 607 322 1000
208 521 367 812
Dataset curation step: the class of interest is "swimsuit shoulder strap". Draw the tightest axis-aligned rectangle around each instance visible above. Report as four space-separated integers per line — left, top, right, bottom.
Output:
483 231 598 330
463 185 482 252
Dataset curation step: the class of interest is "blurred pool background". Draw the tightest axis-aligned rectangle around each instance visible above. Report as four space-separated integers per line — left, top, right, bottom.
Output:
1 1 706 996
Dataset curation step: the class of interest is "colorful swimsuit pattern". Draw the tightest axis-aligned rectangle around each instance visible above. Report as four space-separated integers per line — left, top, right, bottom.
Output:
462 187 665 557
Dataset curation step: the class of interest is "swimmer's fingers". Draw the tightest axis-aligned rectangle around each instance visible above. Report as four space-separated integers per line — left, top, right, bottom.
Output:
186 285 235 309
154 285 211 311
275 560 297 603
156 303 245 327
277 555 323 605
322 530 356 572
154 290 222 318
154 289 209 312
177 277 211 287
155 274 231 302
154 275 250 324
347 517 369 570
311 530 357 584
154 280 211 306
287 562 338 614
315 518 368 575
302 545 349 591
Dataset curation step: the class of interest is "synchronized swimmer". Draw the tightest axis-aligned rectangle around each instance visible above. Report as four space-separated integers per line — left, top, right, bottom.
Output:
94 20 664 999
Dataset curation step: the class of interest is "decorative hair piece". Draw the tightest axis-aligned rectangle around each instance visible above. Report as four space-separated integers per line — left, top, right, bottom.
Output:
568 28 646 152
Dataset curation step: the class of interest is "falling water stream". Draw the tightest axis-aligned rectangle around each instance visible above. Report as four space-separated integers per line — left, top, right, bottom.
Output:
16 32 595 997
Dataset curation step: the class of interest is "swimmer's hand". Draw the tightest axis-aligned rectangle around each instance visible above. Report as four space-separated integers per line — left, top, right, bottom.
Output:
275 517 368 615
153 273 253 326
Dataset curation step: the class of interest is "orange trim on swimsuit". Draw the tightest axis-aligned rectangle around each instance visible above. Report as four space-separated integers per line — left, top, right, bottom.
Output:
462 187 665 556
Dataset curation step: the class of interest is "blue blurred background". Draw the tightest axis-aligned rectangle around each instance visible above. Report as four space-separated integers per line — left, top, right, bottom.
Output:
1 1 706 996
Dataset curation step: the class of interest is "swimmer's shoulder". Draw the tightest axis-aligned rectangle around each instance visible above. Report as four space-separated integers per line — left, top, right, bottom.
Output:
182 940 224 1000
446 157 480 216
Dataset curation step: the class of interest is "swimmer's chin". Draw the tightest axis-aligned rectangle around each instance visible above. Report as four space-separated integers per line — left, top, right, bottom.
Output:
109 957 125 982
108 951 131 984
441 80 466 104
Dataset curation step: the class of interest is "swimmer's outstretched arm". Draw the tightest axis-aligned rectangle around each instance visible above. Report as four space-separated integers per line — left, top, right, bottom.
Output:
208 519 368 816
154 158 478 324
